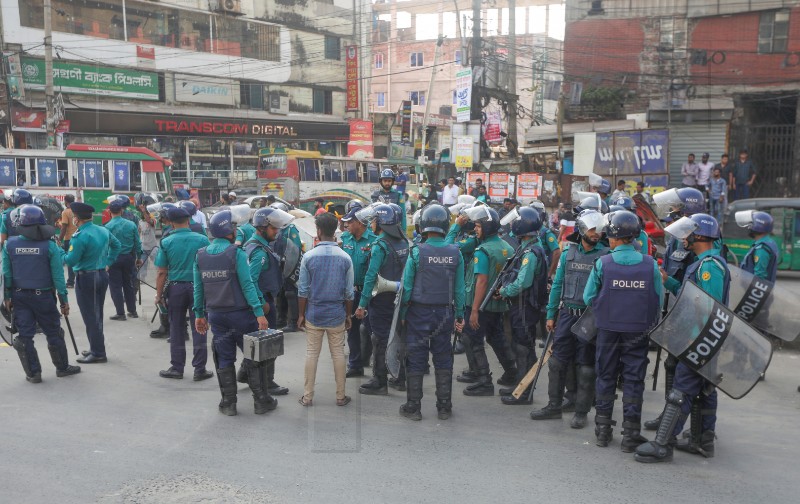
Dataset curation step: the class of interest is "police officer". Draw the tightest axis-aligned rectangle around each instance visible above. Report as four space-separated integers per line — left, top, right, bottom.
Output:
233 205 257 246
584 210 663 450
155 206 212 381
371 168 407 234
106 199 142 321
244 206 293 396
3 205 80 382
461 206 517 397
105 194 140 227
644 187 706 431
193 210 271 416
496 207 548 406
0 188 34 244
738 211 778 283
530 200 561 276
355 204 409 395
636 213 729 463
269 201 303 333
611 196 650 254
340 201 376 377
398 204 465 420
147 202 178 339
178 200 206 235
530 210 608 427
445 205 480 373
65 202 122 364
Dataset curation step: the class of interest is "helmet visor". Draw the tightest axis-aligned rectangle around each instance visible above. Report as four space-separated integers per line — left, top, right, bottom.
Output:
146 202 163 216
267 208 295 229
735 210 754 228
354 204 378 224
652 188 682 209
449 202 466 216
229 204 252 225
577 210 605 235
664 216 699 240
574 191 599 204
464 204 492 222
457 194 476 206
499 207 520 226
412 209 422 225
588 173 604 187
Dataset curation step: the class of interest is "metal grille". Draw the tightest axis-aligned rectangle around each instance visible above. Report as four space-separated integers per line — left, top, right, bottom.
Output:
730 125 797 198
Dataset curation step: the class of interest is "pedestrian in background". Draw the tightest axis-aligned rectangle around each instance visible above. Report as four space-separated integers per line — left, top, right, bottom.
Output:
708 167 727 222
297 212 354 407
731 149 757 201
697 153 714 195
714 154 733 204
681 153 698 188
58 194 77 288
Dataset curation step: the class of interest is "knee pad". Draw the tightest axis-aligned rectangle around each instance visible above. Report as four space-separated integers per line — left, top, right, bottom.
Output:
577 364 596 382
666 388 685 407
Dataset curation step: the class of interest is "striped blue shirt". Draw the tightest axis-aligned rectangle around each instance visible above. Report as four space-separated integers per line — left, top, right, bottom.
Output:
297 241 354 327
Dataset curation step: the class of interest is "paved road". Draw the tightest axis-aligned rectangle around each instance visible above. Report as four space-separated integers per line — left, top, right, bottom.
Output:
1 281 799 504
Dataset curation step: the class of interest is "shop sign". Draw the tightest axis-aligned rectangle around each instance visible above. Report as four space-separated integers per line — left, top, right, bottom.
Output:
175 74 239 106
345 46 359 111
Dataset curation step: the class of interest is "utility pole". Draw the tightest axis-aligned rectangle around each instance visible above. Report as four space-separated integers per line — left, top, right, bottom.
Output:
422 35 444 150
507 0 517 157
44 0 56 148
471 0 482 165
556 88 566 174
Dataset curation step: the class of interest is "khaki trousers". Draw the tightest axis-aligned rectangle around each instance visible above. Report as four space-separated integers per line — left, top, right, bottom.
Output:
304 321 347 401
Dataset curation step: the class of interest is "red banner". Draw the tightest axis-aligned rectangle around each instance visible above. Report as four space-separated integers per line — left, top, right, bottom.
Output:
348 119 374 158
345 45 359 111
12 108 46 131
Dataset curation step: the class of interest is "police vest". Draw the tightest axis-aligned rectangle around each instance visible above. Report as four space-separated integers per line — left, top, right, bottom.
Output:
373 237 409 302
189 222 205 235
561 243 608 307
664 237 693 280
196 245 248 312
272 229 288 257
685 254 731 305
592 254 660 332
3 213 20 238
475 239 513 312
410 243 459 305
741 240 778 283
7 237 52 289
371 189 401 205
160 226 174 245
244 240 283 297
502 240 549 310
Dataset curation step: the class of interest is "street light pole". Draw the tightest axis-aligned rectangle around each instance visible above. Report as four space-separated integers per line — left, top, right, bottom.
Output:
44 0 56 148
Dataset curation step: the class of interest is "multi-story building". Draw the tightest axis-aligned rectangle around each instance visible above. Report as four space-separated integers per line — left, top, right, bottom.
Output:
1 0 367 190
564 0 800 195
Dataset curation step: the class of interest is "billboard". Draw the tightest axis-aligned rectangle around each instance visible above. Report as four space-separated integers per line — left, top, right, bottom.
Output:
345 46 359 111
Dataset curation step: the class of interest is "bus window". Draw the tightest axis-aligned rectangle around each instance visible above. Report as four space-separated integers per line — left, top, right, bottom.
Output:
35 158 59 187
0 158 16 186
345 161 357 182
299 159 317 181
259 154 287 172
57 159 69 186
321 160 331 181
143 171 166 193
76 160 109 188
329 161 343 182
367 163 379 183
16 158 27 185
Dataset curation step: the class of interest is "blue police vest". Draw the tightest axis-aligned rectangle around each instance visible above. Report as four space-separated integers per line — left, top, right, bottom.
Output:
592 254 659 332
410 243 459 305
561 243 608 307
502 240 548 309
664 237 693 280
4 213 20 238
244 240 282 297
741 240 778 283
684 254 731 304
371 189 401 205
374 237 409 303
7 238 52 289
196 245 248 312
189 222 205 235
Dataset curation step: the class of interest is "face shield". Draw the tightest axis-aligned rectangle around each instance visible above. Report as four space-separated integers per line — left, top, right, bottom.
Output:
288 208 312 219
464 204 492 222
588 173 604 188
735 210 754 228
664 216 699 241
529 200 545 211
457 194 476 206
574 191 599 204
266 208 295 229
412 209 422 226
652 188 682 210
146 202 164 218
576 210 605 235
499 207 520 226
229 204 253 225
354 203 379 225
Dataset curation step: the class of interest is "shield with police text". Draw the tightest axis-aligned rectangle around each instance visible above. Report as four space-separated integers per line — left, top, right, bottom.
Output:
727 265 799 342
283 237 302 282
386 284 405 379
648 281 772 399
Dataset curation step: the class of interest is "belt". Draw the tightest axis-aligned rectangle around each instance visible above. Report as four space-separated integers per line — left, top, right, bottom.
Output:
14 288 52 295
565 306 585 317
76 270 100 275
168 280 193 284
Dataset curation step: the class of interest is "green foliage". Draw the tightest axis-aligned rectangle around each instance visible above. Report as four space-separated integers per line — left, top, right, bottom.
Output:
580 86 628 118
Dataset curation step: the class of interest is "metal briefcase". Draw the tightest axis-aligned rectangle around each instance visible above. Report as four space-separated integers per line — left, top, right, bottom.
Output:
243 329 284 362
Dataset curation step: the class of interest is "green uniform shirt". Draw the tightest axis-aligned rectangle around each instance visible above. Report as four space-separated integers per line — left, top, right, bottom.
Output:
105 215 142 258
341 228 376 287
473 234 515 312
635 229 650 254
665 248 727 303
359 235 391 309
0 207 13 235
2 237 68 303
235 223 256 245
282 224 303 252
246 232 273 305
546 241 606 320
192 238 264 318
750 236 777 280
399 236 465 319
540 228 560 256
64 222 121 271
499 237 541 298
583 243 664 307
155 227 210 282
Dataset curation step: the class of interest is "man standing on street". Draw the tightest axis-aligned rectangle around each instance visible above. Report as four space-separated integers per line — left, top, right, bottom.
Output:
441 177 460 207
470 178 484 197
714 154 733 203
297 212 354 407
696 153 714 195
731 149 757 201
314 198 326 217
58 194 78 288
106 199 142 321
681 153 698 188
395 168 408 195
65 202 121 364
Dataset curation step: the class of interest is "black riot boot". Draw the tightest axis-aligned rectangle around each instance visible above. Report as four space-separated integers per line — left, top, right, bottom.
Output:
359 336 388 395
266 359 289 396
13 337 41 383
216 366 238 416
456 336 479 383
388 360 406 391
463 347 494 396
530 357 566 420
635 389 684 463
594 412 616 447
236 364 248 384
245 359 278 414
645 356 676 430
620 417 649 453
680 395 702 440
399 373 424 421
571 365 596 429
435 369 453 420
501 344 535 405
360 324 372 368
48 344 81 377
562 360 577 412
150 313 170 338
676 398 715 458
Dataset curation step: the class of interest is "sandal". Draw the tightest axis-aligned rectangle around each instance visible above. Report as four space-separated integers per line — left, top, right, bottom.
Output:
298 396 312 407
337 396 352 407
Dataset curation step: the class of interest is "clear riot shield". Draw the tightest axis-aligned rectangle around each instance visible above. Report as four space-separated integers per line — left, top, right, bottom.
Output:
386 283 405 379
137 246 160 290
283 237 302 281
648 281 772 399
728 265 799 342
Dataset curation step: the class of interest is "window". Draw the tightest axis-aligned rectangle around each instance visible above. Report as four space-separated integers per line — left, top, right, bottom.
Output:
375 53 384 69
409 91 426 106
410 52 424 67
313 89 333 114
240 83 264 110
452 90 458 104
454 50 462 65
325 36 341 60
759 11 790 54
377 92 386 108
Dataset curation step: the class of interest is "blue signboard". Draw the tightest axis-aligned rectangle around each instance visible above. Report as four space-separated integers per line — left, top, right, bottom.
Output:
0 159 16 186
594 129 669 176
114 161 130 191
78 160 104 187
37 158 58 187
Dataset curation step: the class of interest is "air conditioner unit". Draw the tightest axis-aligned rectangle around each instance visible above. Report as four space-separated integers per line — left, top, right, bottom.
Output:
215 0 242 15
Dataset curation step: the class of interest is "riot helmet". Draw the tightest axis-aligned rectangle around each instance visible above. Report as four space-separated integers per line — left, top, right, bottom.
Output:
604 210 641 239
510 206 542 237
653 187 705 217
419 204 450 235
345 199 364 214
379 168 396 182
134 192 157 207
613 196 636 211
576 210 605 245
178 200 198 216
14 204 46 226
575 193 608 214
11 188 33 206
209 210 236 239
664 214 719 243
736 210 773 234
253 207 294 230
464 205 501 237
